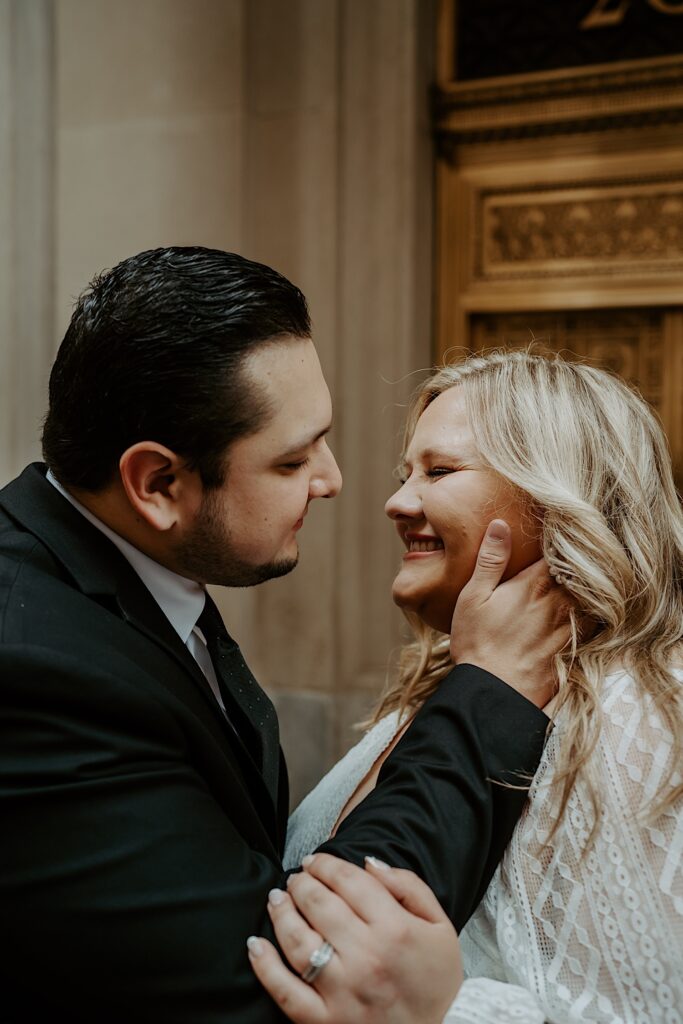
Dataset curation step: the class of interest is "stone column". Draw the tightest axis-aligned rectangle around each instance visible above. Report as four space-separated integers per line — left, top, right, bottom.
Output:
0 0 55 485
54 0 247 332
235 0 435 804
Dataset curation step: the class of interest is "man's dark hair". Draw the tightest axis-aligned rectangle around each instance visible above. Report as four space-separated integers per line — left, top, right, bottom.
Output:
42 246 311 491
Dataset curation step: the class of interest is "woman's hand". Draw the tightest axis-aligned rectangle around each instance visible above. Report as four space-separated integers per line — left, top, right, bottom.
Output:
248 853 463 1024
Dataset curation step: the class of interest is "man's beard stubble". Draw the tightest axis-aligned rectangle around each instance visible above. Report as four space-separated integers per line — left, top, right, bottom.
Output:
174 489 298 588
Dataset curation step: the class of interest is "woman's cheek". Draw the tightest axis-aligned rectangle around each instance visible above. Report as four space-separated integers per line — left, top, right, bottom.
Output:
504 528 543 578
498 500 542 576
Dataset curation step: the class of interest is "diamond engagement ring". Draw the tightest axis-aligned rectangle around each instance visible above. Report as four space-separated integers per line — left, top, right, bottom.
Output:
301 940 335 983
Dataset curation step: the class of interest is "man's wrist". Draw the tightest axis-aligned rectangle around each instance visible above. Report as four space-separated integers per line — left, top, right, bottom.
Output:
452 653 554 710
437 663 549 782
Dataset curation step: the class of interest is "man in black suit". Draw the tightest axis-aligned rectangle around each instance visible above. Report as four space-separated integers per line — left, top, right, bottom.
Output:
0 247 561 1023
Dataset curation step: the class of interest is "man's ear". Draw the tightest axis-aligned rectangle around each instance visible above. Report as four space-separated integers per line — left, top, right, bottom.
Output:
119 443 201 533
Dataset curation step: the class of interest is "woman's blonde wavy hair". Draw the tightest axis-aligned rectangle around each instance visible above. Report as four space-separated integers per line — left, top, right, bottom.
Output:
370 349 683 842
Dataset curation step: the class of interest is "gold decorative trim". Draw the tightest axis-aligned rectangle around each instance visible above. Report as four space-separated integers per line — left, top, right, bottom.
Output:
435 54 683 145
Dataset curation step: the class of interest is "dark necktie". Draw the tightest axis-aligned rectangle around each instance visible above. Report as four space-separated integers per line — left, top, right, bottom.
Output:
196 594 280 800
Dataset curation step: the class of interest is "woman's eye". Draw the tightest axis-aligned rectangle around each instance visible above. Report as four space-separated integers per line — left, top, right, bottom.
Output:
426 467 453 478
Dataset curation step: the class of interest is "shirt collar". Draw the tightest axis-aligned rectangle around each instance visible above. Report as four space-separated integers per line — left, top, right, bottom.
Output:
46 470 205 643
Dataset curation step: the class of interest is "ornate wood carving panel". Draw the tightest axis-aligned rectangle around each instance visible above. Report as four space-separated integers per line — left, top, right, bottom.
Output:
478 178 683 280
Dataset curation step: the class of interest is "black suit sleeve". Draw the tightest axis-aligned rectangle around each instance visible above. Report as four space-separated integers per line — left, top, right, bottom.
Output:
317 664 549 930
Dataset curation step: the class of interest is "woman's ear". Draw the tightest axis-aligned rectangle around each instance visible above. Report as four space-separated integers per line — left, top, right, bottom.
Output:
119 443 200 532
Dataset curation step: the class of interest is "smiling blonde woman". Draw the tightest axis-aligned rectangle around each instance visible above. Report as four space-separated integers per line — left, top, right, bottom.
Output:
286 349 683 1023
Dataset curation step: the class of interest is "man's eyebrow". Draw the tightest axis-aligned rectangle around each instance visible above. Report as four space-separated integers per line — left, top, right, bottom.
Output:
278 424 332 459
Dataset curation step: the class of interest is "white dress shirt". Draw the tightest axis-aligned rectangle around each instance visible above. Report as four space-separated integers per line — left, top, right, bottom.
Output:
46 469 226 712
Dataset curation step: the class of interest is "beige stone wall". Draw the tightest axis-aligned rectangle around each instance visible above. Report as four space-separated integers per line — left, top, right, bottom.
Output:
0 0 54 483
54 0 246 332
0 0 434 806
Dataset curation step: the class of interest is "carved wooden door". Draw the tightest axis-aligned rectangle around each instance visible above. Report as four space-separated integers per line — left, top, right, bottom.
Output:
469 309 683 485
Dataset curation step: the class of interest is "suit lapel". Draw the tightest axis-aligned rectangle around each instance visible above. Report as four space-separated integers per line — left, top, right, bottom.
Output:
113 571 219 717
114 577 280 831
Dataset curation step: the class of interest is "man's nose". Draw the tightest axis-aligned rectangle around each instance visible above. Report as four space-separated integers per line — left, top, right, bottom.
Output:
309 444 342 499
385 481 421 520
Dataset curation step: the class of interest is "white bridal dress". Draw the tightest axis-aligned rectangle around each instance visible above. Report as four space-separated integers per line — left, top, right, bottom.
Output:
285 669 683 1023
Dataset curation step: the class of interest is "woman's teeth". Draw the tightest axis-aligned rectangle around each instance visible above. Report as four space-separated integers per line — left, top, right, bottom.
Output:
408 539 444 552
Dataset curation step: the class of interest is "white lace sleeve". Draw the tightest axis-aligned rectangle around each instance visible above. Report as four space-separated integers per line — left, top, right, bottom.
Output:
443 978 544 1023
454 669 683 1024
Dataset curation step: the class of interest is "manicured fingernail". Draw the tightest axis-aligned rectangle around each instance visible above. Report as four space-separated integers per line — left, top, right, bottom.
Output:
365 855 390 871
247 936 264 957
302 854 315 867
268 888 286 906
487 520 508 541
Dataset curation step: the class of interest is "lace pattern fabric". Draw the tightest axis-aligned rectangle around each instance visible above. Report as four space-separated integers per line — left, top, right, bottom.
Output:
285 670 683 1023
451 668 683 1024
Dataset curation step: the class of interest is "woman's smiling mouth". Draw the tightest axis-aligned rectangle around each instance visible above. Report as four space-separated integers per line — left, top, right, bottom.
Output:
403 533 445 558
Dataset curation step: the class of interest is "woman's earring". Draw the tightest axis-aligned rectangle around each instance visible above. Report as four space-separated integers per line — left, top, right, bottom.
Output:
547 544 569 588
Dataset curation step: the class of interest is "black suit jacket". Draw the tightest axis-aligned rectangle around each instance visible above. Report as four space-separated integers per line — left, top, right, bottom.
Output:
0 465 548 1023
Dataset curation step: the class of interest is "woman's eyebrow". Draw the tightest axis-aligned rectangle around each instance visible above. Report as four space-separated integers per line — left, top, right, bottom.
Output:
419 446 466 462
399 443 472 474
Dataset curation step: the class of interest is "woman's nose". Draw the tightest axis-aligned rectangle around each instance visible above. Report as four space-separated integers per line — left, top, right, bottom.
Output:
385 482 421 520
